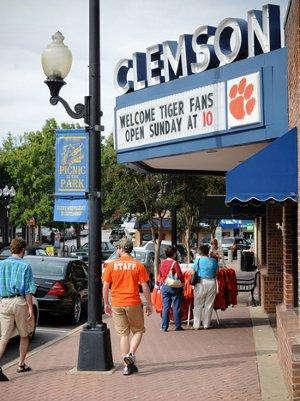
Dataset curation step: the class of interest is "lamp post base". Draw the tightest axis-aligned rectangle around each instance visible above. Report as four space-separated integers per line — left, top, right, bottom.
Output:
77 323 113 371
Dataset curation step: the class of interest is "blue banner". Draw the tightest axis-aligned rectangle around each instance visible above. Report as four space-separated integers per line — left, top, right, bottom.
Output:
54 198 88 223
55 129 89 197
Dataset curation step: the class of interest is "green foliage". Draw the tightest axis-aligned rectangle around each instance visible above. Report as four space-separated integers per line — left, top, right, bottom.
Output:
0 121 225 240
0 119 83 228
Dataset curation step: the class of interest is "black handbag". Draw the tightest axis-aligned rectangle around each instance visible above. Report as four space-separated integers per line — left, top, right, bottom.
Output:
190 260 200 286
189 271 199 286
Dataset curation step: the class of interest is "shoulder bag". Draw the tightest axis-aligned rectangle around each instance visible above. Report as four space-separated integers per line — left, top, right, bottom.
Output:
164 260 183 288
189 259 200 286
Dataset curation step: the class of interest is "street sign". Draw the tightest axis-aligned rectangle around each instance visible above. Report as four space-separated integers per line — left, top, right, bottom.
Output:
55 129 89 197
54 197 88 223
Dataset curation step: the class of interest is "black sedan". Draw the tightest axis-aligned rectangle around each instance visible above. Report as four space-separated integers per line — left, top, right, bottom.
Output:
70 241 115 261
24 256 88 325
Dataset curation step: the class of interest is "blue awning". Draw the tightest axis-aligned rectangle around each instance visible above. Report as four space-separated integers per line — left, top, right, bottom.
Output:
220 219 254 229
226 128 297 203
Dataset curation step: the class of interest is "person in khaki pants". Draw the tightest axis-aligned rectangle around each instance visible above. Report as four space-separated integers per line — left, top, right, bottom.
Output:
103 238 152 376
0 238 36 381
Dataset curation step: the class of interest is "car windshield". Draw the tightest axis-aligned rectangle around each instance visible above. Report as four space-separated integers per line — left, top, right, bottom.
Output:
26 258 67 279
133 251 146 262
1 249 11 256
222 238 235 245
106 250 147 262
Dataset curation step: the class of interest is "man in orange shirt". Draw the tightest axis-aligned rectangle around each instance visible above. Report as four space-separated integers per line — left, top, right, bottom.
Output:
103 237 152 376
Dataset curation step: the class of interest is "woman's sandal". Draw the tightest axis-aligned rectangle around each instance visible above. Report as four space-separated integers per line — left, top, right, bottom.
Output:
17 364 32 373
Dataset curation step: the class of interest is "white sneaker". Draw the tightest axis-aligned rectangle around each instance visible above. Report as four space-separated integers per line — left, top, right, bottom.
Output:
123 353 135 365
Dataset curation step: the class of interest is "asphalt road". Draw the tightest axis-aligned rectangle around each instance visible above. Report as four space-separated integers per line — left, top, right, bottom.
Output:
2 314 82 366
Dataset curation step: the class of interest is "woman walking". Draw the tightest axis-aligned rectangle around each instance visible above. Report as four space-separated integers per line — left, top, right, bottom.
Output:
192 244 218 330
158 246 184 332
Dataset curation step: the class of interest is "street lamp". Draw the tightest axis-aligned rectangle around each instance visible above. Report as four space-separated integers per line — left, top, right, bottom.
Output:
41 0 113 371
0 186 16 245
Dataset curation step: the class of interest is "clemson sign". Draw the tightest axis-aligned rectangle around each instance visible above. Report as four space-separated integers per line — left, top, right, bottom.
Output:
227 72 261 129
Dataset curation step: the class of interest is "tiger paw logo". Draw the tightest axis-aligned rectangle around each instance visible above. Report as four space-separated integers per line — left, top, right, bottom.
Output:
229 77 256 120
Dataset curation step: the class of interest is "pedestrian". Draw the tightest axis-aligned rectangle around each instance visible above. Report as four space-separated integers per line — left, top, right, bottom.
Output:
0 238 36 381
209 238 226 267
158 246 184 332
192 244 219 330
50 230 55 246
102 237 153 376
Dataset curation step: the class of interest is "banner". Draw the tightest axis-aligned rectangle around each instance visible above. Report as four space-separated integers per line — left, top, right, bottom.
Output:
54 198 88 223
55 129 89 197
116 82 226 151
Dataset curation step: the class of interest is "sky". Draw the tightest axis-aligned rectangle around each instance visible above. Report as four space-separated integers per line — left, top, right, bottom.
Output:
0 0 289 142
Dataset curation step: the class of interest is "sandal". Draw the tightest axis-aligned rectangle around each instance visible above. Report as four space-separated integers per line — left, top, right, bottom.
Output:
17 364 32 373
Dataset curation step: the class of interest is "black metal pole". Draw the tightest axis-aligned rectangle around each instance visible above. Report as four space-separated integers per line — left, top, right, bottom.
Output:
77 0 113 371
88 0 101 328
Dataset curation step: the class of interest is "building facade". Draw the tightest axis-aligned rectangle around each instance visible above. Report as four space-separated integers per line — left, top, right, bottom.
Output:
114 2 300 398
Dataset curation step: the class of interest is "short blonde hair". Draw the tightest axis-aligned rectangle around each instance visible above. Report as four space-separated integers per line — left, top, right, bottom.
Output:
10 238 27 254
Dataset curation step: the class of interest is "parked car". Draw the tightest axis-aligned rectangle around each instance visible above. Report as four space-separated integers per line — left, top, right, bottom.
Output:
0 246 11 260
103 247 155 288
0 246 47 260
109 228 126 244
142 240 188 263
24 256 88 325
221 237 251 258
70 241 115 261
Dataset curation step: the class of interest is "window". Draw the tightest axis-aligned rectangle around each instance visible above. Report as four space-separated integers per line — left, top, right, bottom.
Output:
71 262 87 279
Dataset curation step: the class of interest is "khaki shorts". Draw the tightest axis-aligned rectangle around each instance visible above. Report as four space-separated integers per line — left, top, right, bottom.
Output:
0 296 35 341
112 304 145 336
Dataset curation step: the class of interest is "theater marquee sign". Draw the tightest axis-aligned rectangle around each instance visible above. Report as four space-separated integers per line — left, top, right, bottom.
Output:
116 72 261 150
114 3 287 173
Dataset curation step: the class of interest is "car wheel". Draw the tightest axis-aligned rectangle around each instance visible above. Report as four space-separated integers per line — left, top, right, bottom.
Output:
29 306 38 341
70 297 82 325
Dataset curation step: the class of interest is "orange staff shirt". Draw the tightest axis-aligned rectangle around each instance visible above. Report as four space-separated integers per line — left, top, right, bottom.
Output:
103 253 149 307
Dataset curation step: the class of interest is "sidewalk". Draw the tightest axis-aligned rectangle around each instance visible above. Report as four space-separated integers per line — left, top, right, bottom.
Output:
2 303 289 401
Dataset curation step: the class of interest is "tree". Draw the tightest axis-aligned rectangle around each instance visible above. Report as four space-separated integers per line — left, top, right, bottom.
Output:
101 134 225 273
0 119 83 234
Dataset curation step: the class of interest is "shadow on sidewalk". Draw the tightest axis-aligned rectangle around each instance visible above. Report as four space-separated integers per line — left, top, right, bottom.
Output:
210 316 272 329
136 349 276 376
7 364 73 382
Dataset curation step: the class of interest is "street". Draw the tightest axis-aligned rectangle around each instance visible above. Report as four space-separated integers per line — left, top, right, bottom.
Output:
2 314 82 366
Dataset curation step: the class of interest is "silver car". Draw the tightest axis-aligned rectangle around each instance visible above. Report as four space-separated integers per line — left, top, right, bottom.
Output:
103 247 155 288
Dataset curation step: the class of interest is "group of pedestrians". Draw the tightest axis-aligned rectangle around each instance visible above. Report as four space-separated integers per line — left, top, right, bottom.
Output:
0 235 221 380
157 241 219 332
103 237 221 375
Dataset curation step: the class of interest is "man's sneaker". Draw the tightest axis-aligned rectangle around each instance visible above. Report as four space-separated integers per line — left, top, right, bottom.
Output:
0 367 9 381
123 353 135 366
131 364 138 373
122 365 132 376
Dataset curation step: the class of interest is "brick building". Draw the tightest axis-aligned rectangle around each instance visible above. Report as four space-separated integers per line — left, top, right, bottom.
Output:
114 1 299 398
276 1 300 399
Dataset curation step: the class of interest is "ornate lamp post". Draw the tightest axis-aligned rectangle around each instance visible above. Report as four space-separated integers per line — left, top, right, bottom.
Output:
0 185 16 245
41 0 113 371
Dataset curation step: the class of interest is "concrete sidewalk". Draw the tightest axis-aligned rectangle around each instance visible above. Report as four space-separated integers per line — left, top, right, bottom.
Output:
2 304 289 401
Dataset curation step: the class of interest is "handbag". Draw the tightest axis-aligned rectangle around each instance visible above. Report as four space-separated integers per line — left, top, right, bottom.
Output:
189 260 200 286
164 261 183 288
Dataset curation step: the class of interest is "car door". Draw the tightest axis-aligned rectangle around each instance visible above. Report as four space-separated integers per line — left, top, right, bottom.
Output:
69 261 88 304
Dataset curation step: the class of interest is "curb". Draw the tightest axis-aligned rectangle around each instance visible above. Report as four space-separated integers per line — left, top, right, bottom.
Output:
3 324 84 370
250 306 290 401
